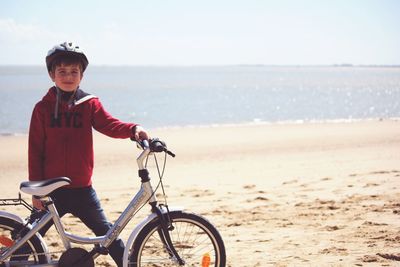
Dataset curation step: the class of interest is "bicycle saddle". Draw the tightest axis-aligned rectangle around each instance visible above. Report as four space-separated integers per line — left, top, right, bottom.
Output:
20 177 71 197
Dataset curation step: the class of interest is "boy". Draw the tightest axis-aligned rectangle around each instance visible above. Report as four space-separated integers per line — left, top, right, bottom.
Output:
28 41 149 266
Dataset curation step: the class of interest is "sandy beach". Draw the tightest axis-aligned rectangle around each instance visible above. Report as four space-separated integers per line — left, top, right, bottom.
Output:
1 119 400 266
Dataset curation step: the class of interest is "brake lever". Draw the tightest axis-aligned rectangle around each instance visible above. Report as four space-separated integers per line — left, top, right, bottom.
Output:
165 149 176 158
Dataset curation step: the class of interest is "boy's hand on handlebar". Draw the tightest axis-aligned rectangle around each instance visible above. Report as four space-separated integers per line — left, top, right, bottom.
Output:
133 125 150 142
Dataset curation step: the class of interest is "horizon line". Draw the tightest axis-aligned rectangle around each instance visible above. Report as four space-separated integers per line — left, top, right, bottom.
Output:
0 63 400 68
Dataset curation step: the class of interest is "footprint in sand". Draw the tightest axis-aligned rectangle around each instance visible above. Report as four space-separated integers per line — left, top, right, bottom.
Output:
320 246 348 256
245 195 269 203
377 253 400 261
243 184 256 190
363 183 380 188
282 179 298 185
370 170 391 175
360 255 379 262
324 225 343 231
182 188 215 198
362 221 388 226
254 196 269 201
313 199 340 210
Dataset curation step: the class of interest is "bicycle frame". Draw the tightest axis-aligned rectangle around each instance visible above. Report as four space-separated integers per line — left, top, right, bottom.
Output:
0 144 184 266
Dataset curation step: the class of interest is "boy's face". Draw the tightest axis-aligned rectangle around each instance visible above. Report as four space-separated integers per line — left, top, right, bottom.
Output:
50 63 83 92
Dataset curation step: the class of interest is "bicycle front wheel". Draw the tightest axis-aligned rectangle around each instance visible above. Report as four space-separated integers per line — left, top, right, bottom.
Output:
0 216 48 265
128 211 226 267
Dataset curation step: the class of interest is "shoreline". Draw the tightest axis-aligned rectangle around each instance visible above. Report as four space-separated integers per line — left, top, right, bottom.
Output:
1 117 399 137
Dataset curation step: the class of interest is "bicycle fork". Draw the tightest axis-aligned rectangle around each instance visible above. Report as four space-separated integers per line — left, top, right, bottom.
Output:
138 167 184 266
137 142 184 266
151 203 185 266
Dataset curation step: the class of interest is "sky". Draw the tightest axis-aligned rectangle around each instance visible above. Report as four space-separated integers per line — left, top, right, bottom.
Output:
0 0 399 66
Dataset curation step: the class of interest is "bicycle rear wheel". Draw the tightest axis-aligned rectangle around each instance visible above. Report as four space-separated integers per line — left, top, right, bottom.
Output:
128 211 226 267
0 216 48 265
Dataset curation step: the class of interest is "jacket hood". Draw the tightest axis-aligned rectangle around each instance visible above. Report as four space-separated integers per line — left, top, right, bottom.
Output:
43 87 97 120
42 87 97 106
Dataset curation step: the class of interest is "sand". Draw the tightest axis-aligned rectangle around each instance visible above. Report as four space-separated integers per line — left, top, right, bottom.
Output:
1 119 400 266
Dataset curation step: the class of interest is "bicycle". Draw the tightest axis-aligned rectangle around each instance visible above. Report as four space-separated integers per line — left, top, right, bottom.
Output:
0 138 226 266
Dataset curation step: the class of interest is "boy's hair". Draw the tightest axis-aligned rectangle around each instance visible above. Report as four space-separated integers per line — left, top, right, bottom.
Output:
49 54 85 74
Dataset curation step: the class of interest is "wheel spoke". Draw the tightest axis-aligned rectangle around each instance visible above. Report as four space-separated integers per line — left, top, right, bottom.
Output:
0 217 47 265
128 211 225 267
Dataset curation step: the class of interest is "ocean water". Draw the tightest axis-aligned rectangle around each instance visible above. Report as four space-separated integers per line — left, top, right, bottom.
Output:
0 65 399 134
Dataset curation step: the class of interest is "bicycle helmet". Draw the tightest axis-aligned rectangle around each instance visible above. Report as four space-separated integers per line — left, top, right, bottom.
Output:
46 41 89 72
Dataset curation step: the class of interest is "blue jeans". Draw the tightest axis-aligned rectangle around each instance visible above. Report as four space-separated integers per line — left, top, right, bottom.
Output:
39 186 124 266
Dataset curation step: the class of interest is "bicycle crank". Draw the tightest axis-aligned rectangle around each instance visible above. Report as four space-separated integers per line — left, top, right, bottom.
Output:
59 247 94 267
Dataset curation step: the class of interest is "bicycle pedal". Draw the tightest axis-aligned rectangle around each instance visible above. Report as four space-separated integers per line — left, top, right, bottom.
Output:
94 244 109 255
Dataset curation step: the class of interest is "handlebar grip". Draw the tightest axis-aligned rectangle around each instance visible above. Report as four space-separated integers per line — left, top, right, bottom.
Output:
132 138 149 150
141 139 150 149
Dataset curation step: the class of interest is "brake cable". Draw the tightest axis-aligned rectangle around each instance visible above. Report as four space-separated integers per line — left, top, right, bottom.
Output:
153 152 169 206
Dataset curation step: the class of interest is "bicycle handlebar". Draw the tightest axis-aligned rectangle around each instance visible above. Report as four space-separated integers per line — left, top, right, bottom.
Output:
135 138 175 172
136 138 176 158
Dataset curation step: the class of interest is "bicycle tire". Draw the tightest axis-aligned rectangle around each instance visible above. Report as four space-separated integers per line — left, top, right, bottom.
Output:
0 216 48 265
128 211 226 267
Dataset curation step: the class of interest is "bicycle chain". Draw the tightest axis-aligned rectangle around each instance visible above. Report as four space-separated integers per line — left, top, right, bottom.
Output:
0 249 66 259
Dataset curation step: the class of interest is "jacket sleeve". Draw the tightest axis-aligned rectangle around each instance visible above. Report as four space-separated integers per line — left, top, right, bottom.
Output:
28 103 46 181
91 99 136 138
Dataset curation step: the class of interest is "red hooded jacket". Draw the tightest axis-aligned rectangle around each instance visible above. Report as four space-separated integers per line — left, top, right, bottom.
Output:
28 87 136 188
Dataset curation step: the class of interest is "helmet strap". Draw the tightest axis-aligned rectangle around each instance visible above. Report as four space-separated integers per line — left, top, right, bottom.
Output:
54 87 61 120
